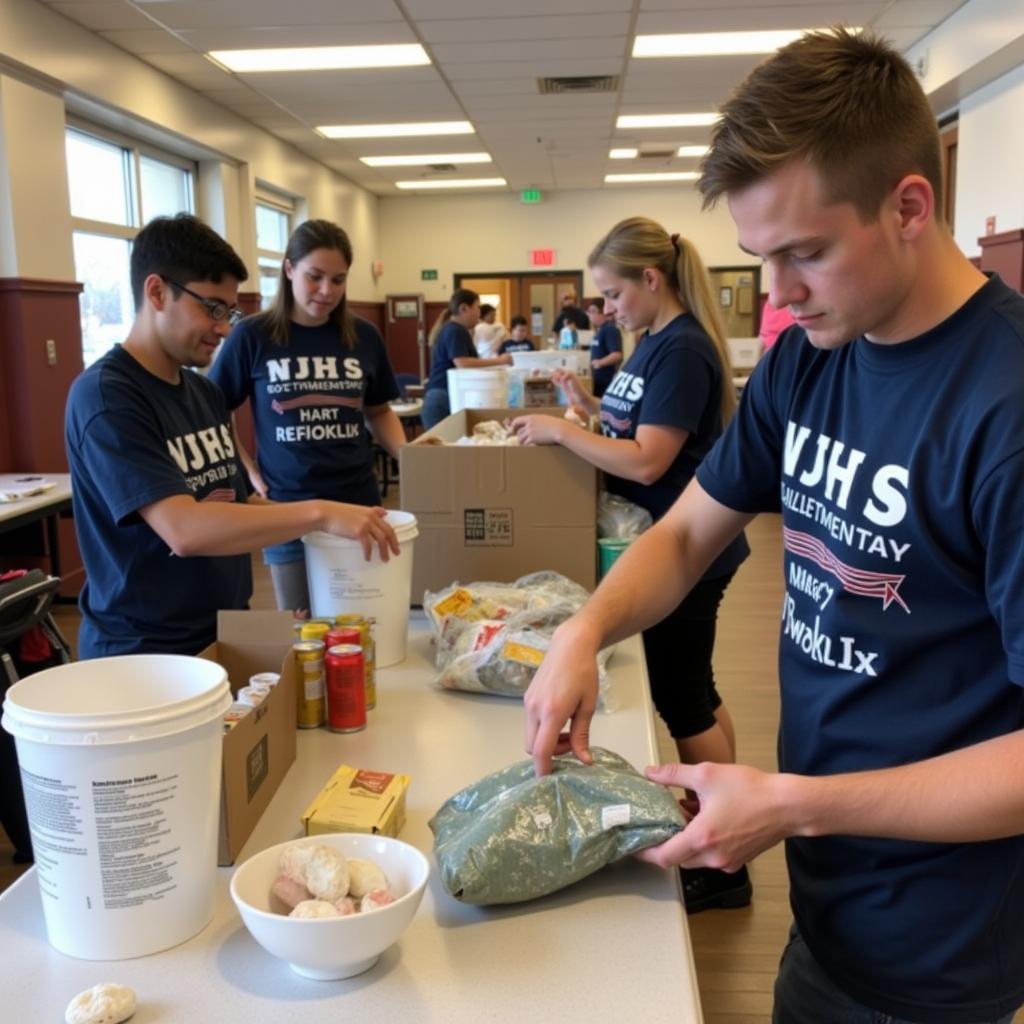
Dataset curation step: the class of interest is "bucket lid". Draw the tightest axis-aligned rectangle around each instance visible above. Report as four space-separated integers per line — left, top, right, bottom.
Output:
302 509 418 550
2 654 232 746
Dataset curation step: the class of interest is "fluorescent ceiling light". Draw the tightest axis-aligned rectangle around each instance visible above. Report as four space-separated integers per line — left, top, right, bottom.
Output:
361 152 491 167
208 44 430 72
609 148 638 159
605 172 698 183
317 121 474 139
677 145 710 158
617 113 717 129
633 30 849 58
395 178 506 190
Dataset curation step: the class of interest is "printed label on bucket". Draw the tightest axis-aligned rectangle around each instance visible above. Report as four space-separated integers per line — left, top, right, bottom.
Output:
327 568 385 601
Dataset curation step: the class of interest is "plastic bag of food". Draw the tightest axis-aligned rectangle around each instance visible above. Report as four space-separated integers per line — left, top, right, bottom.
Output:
424 572 614 708
597 492 653 539
429 747 685 905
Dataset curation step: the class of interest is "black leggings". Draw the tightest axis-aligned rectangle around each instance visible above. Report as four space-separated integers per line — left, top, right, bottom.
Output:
641 571 735 740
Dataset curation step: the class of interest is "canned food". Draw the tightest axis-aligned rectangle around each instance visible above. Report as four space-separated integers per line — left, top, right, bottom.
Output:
325 643 366 733
325 626 361 652
293 639 326 728
250 672 280 689
237 685 268 708
300 621 330 643
334 614 376 710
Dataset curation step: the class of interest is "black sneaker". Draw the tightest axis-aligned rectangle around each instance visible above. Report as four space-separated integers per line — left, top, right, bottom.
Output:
680 865 752 914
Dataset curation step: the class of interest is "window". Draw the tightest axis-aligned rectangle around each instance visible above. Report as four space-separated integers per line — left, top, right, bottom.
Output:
66 125 195 366
255 191 294 309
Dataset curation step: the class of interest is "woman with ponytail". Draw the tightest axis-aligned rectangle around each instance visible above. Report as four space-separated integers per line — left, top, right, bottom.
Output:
511 216 751 913
422 288 513 429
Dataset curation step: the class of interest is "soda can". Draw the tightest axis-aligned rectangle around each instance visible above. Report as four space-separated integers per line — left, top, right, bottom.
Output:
293 639 326 728
325 643 366 733
300 621 330 644
325 626 361 652
335 614 376 710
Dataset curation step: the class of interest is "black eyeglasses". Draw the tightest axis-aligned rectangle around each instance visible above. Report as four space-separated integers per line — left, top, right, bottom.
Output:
163 277 244 326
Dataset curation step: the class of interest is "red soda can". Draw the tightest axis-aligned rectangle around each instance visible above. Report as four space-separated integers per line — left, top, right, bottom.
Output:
325 626 361 651
325 643 366 733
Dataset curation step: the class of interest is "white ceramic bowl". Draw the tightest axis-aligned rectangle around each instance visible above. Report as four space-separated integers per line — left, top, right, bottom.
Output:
230 833 430 980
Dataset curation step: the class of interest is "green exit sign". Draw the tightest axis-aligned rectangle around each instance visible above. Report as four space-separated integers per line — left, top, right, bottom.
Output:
521 189 542 204
421 269 438 281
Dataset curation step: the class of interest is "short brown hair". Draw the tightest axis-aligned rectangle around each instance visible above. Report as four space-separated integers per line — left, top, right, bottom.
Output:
699 28 943 222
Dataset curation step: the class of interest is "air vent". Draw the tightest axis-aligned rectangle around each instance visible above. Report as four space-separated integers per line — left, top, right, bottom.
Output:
427 163 457 172
537 75 620 95
639 149 676 159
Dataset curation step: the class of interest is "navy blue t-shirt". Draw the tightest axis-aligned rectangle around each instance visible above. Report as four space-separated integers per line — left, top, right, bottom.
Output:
65 345 252 658
590 320 623 396
600 313 748 579
498 337 535 354
697 275 1024 1022
426 320 476 392
209 315 399 506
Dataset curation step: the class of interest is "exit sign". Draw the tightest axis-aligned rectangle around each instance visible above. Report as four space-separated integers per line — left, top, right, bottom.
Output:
421 268 438 280
521 188 542 204
530 248 556 267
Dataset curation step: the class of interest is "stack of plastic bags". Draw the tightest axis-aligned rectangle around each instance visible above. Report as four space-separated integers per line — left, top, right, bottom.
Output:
423 571 615 708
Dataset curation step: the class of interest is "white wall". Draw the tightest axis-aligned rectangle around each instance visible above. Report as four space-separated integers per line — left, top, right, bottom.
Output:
0 0 381 296
378 187 751 299
954 63 1024 256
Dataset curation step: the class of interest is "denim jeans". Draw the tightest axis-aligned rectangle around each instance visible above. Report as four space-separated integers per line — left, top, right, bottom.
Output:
773 927 1018 1024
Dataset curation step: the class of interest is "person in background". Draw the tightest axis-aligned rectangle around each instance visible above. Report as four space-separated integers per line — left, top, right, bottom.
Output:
473 303 507 357
552 290 590 332
208 219 405 614
758 295 796 350
585 297 623 397
498 315 536 355
422 288 512 429
65 214 398 659
511 217 750 913
523 29 1024 1024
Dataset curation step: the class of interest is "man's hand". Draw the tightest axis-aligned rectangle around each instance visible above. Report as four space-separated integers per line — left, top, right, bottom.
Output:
320 503 400 562
636 762 793 871
524 617 602 775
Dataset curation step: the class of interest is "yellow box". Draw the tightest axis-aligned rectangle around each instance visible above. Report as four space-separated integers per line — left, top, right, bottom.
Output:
301 764 410 838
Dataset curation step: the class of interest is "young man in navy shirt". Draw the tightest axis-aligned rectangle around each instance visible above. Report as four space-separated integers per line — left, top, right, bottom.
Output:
585 298 623 397
523 29 1024 1024
65 215 397 658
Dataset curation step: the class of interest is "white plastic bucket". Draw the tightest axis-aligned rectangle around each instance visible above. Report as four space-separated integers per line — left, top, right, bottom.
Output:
1 655 231 960
446 367 508 414
302 510 419 667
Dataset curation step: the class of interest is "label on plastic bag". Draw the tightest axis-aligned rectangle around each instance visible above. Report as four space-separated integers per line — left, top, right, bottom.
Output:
601 803 631 830
434 587 473 617
471 622 505 652
501 641 545 667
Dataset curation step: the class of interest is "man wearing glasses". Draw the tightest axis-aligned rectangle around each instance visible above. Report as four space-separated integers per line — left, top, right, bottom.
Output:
65 214 398 659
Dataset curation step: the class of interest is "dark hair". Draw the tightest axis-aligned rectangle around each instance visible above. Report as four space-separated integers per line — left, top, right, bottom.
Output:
699 28 944 222
479 303 495 318
510 315 528 328
130 214 247 308
261 219 356 348
429 288 480 346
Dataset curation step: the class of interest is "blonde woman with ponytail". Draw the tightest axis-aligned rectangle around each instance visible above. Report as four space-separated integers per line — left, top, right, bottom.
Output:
511 216 751 913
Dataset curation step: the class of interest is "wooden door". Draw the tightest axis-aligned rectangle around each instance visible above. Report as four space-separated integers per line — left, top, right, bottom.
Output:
384 294 425 380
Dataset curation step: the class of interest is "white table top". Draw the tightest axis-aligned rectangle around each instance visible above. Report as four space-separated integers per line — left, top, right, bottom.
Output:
0 474 71 525
0 616 702 1023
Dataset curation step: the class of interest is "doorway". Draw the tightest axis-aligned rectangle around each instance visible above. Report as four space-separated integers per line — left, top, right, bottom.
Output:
455 270 585 347
707 265 762 337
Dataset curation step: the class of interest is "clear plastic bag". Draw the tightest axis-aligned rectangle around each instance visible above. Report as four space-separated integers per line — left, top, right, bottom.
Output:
597 491 653 539
424 572 616 709
429 747 686 905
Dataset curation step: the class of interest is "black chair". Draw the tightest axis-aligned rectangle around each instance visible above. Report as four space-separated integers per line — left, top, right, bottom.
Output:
0 570 72 863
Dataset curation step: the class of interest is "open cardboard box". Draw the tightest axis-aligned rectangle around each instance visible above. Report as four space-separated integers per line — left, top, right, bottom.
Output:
400 407 599 598
198 610 298 865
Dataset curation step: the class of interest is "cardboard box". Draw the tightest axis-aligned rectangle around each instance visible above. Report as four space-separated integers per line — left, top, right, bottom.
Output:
198 610 298 865
301 765 410 838
400 407 599 598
